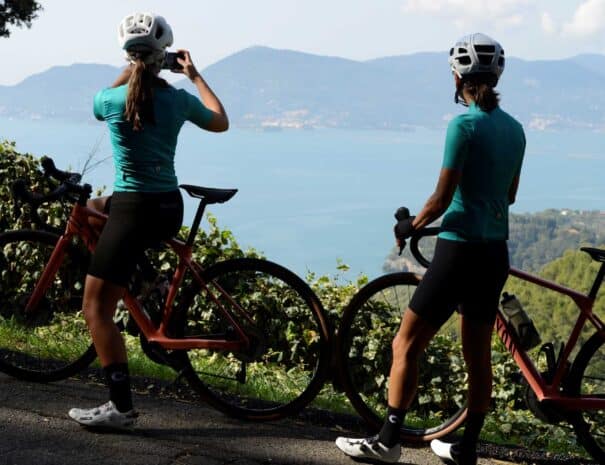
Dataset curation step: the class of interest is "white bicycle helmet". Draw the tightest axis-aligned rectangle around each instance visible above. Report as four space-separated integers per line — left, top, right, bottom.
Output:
118 12 173 51
449 33 505 85
117 13 173 68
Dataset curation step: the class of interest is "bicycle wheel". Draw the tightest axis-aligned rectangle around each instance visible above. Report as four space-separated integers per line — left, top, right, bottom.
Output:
178 257 331 420
567 331 605 463
336 272 467 442
0 230 96 381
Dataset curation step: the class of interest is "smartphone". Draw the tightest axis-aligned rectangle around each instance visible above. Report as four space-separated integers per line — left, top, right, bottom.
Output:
163 52 184 70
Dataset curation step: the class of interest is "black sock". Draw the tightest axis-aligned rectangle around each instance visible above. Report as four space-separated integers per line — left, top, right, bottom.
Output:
459 411 486 452
377 406 406 447
104 363 133 413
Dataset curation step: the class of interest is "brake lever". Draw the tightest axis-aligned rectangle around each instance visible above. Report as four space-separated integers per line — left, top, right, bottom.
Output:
41 157 82 184
398 241 406 256
394 206 410 256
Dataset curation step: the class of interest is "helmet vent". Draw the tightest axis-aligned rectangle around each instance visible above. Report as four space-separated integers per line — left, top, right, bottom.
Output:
474 45 496 53
478 55 493 65
155 25 164 39
448 33 504 84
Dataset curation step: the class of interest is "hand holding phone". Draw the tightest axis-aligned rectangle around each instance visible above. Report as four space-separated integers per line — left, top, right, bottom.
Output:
162 52 185 70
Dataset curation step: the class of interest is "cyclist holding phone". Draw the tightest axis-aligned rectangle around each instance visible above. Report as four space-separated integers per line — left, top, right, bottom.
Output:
68 12 228 429
336 33 525 465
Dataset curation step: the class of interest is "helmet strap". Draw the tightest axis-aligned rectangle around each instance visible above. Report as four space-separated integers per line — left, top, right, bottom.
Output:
454 80 469 107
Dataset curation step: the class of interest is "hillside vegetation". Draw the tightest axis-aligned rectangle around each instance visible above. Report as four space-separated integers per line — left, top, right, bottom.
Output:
509 210 605 271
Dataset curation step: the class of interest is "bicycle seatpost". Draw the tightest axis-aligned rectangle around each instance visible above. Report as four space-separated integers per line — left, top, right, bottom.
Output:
186 199 208 248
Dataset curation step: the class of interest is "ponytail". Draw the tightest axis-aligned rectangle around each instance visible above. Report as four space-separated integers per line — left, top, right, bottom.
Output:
125 59 156 131
462 73 500 112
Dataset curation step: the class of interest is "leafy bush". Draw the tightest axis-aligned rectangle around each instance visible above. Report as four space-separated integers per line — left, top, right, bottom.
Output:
0 141 593 457
0 141 69 232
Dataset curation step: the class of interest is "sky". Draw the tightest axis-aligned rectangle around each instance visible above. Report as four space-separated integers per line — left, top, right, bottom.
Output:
0 0 604 85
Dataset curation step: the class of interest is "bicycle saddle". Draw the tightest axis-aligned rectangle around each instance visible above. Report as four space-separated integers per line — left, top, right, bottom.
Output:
581 247 605 263
179 184 238 204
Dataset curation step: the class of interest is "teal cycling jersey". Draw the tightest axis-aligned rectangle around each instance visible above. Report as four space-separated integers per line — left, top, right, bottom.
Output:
93 84 214 192
439 102 525 242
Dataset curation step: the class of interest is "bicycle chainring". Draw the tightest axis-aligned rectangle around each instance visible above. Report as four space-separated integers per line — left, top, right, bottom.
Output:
522 375 568 424
139 334 187 368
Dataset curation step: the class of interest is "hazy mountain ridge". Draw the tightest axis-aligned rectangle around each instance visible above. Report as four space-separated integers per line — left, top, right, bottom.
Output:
1 46 604 130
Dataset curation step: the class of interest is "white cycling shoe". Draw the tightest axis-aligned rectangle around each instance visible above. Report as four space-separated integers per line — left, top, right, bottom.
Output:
335 435 401 463
68 400 137 429
430 439 477 465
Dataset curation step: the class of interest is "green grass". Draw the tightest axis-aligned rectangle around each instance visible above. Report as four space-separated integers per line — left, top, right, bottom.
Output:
0 314 92 363
0 315 597 461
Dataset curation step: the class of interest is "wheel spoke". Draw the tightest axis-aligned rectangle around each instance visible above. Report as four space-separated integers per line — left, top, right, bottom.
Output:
337 272 467 441
180 258 329 420
0 231 95 381
567 332 605 463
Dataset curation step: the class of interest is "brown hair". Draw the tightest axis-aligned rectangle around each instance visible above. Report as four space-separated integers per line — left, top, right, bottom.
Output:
462 73 500 112
125 59 156 131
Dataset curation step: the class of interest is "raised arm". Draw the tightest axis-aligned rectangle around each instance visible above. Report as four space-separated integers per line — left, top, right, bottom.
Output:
111 64 134 88
176 50 229 132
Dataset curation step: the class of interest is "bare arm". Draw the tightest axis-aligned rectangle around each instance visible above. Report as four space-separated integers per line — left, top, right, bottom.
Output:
111 65 134 88
176 50 229 132
412 168 461 229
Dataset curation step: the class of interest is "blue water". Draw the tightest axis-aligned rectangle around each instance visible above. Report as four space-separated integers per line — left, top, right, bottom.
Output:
1 117 604 279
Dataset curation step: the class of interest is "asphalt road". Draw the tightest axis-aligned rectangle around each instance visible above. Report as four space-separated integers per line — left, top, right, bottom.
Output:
0 372 588 465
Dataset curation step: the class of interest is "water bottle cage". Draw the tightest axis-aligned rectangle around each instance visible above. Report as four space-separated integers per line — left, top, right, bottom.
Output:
514 320 542 351
501 293 541 351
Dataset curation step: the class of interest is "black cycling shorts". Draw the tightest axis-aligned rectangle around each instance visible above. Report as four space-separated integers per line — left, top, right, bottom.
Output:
88 190 183 287
409 238 509 328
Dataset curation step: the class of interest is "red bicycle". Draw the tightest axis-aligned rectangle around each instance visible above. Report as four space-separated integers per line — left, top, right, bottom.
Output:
336 221 605 462
0 158 332 421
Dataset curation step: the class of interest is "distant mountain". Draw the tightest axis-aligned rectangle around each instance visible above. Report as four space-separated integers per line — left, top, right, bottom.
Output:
1 46 604 130
0 63 120 120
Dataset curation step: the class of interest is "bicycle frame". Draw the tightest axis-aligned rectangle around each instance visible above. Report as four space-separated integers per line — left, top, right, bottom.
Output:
495 266 604 411
409 227 605 413
25 200 252 353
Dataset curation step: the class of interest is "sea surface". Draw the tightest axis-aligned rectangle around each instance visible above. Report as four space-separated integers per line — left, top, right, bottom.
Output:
1 117 604 279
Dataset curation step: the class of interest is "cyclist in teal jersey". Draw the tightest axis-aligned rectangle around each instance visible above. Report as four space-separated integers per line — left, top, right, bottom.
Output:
68 12 228 429
336 33 525 465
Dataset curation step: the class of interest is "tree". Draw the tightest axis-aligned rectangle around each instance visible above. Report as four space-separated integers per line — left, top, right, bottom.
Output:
0 0 42 38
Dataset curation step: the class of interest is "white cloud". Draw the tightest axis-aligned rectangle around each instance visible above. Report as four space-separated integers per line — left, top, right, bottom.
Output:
540 12 557 35
562 0 605 38
402 0 531 28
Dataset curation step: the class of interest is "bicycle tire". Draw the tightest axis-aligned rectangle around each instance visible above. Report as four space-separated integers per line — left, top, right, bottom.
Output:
0 230 96 382
178 257 331 421
336 272 467 442
566 331 605 463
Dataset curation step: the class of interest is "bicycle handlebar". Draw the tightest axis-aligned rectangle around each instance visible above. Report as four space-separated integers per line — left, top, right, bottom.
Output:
408 227 439 268
12 157 93 229
395 205 439 269
40 157 82 185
